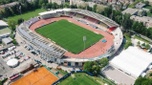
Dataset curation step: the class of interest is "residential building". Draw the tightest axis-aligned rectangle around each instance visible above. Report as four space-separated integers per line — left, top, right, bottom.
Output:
122 8 138 15
130 15 152 28
48 0 65 5
135 2 146 9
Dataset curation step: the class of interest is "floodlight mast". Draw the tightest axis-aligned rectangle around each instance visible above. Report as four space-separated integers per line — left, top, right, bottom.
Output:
83 36 86 64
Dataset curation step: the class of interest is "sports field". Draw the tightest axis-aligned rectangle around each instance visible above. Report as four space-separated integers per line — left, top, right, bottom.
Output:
36 20 103 54
58 73 101 85
11 67 58 85
8 8 45 23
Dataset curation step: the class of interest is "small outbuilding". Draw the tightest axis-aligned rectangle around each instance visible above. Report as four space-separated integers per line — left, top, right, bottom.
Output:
2 37 13 45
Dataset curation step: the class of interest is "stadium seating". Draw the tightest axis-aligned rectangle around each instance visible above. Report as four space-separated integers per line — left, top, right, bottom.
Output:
24 17 40 28
17 9 123 65
17 23 65 62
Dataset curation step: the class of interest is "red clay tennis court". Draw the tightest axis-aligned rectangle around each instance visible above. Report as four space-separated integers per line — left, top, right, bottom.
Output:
11 67 58 85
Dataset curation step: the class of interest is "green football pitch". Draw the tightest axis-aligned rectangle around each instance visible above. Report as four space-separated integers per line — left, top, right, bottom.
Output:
58 73 101 85
36 20 103 54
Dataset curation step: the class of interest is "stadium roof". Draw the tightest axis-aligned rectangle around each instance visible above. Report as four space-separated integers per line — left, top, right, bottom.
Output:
39 11 56 16
39 9 119 27
71 9 119 27
39 8 71 16
0 20 8 26
110 46 152 78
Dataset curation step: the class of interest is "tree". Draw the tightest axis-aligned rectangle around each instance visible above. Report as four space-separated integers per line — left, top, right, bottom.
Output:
122 14 133 31
38 0 44 7
82 0 91 1
102 5 112 17
83 61 100 76
141 10 147 16
64 3 70 8
70 5 77 8
42 3 46 9
86 6 92 11
142 43 146 47
17 18 24 25
12 39 18 45
137 41 140 46
3 7 13 17
96 5 105 13
99 58 108 68
8 20 16 31
150 7 152 13
124 41 132 49
83 61 93 73
135 77 152 85
52 2 59 9
0 78 8 85
144 1 149 6
145 44 151 50
93 4 97 12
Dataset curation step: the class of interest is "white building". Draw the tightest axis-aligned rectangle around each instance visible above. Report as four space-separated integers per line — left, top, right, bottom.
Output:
110 46 152 78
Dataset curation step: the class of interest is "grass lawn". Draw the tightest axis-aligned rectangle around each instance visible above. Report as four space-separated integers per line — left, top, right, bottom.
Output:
147 11 152 17
57 69 68 75
134 35 150 43
7 8 45 23
58 73 101 85
124 33 132 49
36 20 103 54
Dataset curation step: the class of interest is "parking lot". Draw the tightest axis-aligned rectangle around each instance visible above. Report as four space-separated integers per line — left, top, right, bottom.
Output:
0 45 36 80
0 34 78 81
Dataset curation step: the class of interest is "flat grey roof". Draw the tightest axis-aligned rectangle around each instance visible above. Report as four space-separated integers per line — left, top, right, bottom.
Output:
0 27 11 36
122 8 138 15
102 65 135 85
2 37 13 44
0 20 8 26
0 2 19 8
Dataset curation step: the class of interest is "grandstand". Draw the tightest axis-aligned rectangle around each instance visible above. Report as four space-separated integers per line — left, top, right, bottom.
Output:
16 8 123 67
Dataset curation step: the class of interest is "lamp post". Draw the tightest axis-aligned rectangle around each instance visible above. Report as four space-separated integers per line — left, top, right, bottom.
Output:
19 5 22 15
83 36 86 64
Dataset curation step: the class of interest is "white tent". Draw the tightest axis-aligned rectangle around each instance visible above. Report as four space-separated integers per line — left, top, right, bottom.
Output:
7 58 19 67
110 46 152 78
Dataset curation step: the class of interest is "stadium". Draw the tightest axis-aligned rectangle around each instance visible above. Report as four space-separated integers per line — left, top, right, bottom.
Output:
16 8 123 67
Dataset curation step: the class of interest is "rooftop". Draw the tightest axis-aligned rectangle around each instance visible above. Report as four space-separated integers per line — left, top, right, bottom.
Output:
135 2 146 9
0 2 19 8
122 8 138 15
130 15 152 28
0 20 8 26
2 37 13 44
0 27 11 36
110 46 152 78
